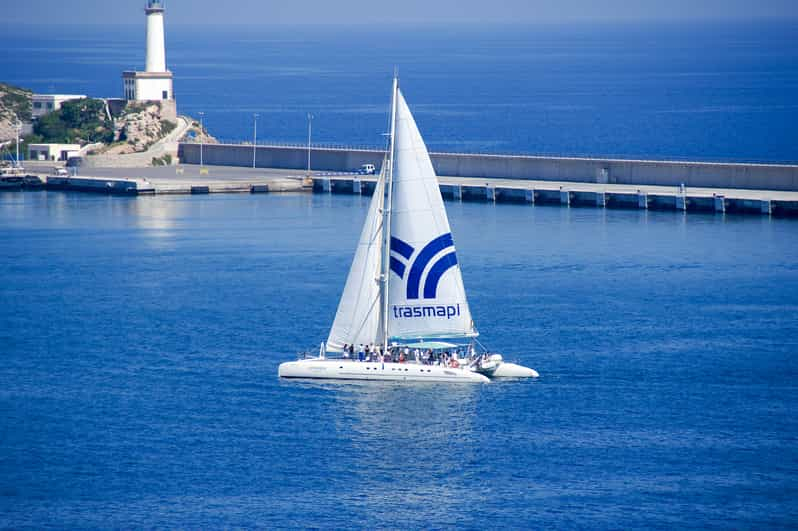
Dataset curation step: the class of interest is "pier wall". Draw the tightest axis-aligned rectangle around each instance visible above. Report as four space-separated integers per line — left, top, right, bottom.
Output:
178 143 798 191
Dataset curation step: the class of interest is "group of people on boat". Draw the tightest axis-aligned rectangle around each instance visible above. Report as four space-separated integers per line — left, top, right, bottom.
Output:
339 343 474 368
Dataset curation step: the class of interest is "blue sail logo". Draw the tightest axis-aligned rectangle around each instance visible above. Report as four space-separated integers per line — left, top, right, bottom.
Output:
390 233 459 300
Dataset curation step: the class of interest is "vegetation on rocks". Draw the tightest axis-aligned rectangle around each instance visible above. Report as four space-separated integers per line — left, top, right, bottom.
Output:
151 154 173 166
34 98 115 144
0 83 32 145
101 102 179 155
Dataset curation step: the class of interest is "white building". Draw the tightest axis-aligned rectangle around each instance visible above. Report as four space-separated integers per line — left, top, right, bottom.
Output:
122 0 174 104
28 143 82 162
32 94 87 119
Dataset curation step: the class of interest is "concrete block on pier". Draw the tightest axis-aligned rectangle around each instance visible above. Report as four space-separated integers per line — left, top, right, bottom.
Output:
688 196 714 212
648 194 676 210
772 200 798 217
570 191 600 207
638 192 649 209
726 197 772 215
440 184 462 201
606 192 638 209
439 184 454 199
311 178 330 193
534 189 561 204
357 180 376 196
329 178 356 194
46 176 147 195
714 194 726 213
495 187 528 203
462 185 488 201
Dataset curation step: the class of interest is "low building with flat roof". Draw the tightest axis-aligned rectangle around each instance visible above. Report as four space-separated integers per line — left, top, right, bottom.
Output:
32 94 87 119
28 143 81 162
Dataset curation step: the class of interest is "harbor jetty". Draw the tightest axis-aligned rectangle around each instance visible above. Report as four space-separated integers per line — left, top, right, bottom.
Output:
3 143 797 217
179 142 798 217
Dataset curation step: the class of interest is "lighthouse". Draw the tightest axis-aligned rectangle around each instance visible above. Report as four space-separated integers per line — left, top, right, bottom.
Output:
145 0 167 73
122 0 175 114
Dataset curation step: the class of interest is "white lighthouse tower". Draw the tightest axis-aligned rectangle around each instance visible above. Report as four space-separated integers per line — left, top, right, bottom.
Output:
122 0 175 114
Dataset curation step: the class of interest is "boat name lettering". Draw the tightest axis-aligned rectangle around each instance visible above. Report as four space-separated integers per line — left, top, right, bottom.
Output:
392 304 461 319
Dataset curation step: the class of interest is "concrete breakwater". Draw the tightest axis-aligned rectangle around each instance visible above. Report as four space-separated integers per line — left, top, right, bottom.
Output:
313 174 798 217
3 165 309 195
179 143 798 192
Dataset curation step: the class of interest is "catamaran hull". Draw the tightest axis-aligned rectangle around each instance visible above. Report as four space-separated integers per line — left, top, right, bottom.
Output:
279 359 490 383
491 362 539 378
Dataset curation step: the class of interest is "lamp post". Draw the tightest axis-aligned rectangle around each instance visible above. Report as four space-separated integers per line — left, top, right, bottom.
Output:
198 111 204 168
15 120 21 168
306 113 313 177
253 113 259 169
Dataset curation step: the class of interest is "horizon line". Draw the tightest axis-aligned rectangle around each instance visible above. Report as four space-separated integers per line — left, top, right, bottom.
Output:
5 15 798 28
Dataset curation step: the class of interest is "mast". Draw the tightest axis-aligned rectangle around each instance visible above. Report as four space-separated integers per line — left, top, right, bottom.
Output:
380 75 399 352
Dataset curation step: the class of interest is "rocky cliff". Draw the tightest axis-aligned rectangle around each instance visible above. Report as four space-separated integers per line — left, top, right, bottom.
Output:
0 83 32 143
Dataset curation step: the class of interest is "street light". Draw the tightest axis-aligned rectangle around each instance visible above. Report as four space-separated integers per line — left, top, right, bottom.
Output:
253 113 259 169
15 120 22 168
307 113 313 177
198 111 205 168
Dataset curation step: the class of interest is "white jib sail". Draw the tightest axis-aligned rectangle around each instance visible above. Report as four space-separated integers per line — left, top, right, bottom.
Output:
386 88 478 340
326 175 386 351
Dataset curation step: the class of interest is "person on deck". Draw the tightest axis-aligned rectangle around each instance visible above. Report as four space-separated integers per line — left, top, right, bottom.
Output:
358 344 365 362
343 344 350 359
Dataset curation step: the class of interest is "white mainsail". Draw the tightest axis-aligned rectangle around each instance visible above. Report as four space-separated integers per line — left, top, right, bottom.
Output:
327 80 477 350
326 175 386 351
386 88 478 340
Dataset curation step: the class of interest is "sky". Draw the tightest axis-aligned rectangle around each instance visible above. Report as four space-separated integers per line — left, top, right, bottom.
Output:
5 0 797 26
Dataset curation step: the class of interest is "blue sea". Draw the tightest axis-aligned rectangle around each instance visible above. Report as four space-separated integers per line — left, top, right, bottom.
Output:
2 19 798 529
1 21 797 162
1 191 797 528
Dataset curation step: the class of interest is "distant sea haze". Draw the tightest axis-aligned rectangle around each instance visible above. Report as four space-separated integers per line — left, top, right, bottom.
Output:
3 20 797 163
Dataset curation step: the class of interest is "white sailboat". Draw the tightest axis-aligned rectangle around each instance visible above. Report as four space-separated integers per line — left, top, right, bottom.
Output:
278 78 538 383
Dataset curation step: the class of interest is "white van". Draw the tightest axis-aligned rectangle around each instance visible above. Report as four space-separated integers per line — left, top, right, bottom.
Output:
359 164 376 175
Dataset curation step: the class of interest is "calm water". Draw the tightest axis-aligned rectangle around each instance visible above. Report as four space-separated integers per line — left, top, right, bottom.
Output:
1 191 797 527
2 21 798 162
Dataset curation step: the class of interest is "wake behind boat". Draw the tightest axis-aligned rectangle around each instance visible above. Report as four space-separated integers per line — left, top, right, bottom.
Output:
278 77 538 383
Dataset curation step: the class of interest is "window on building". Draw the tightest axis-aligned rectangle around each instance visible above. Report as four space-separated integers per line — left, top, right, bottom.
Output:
162 91 168 99
34 102 42 109
47 103 54 109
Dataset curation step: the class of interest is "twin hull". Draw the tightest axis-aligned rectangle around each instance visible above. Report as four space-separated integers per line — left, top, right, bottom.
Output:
278 359 490 383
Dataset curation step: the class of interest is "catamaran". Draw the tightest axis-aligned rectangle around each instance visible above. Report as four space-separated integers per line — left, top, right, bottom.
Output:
278 77 538 383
